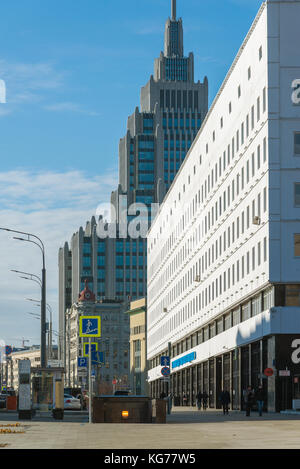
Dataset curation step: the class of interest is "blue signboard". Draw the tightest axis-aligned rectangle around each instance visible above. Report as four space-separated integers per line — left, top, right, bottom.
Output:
78 353 104 366
172 352 197 370
161 356 170 367
79 316 101 338
83 342 98 357
91 351 104 365
78 357 88 368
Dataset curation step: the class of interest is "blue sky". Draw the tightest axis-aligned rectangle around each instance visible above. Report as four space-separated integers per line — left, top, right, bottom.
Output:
0 0 262 346
0 0 262 173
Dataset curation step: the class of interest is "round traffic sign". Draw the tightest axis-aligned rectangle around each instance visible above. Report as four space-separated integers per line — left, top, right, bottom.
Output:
264 368 274 377
161 366 170 377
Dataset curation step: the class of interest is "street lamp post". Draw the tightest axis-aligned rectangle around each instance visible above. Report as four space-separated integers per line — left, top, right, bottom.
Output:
11 270 51 359
26 298 53 360
0 227 47 368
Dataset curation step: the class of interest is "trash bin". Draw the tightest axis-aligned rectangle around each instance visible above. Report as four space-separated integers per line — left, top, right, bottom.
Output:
152 399 167 424
6 396 17 411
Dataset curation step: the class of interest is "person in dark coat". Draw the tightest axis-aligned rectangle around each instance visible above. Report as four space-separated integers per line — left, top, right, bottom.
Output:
255 385 265 416
202 391 208 410
220 389 231 415
196 391 203 410
243 386 255 417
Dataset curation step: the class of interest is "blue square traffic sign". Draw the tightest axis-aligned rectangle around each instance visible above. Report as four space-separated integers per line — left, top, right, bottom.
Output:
91 351 104 365
161 356 170 367
79 316 101 338
78 357 88 368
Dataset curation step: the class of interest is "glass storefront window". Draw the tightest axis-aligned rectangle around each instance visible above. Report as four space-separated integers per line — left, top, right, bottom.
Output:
286 285 300 306
295 184 300 206
197 330 203 345
263 287 274 310
242 301 251 322
295 234 300 256
224 312 232 330
209 323 216 338
294 133 300 154
252 295 262 316
217 318 224 334
232 307 240 326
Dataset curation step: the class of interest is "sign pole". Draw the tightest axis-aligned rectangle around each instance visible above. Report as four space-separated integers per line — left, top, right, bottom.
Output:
79 315 101 424
89 337 92 424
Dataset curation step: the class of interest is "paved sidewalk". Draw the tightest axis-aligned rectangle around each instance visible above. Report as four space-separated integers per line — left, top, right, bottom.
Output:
0 408 300 449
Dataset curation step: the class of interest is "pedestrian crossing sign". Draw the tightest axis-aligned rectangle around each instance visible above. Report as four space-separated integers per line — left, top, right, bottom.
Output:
79 316 101 338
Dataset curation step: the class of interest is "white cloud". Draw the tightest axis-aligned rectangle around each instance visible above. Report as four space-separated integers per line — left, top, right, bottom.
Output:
44 101 101 116
0 169 117 347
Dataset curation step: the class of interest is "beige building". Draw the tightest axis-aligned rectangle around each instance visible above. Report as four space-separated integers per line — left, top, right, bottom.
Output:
5 346 59 390
7 346 40 390
127 298 148 396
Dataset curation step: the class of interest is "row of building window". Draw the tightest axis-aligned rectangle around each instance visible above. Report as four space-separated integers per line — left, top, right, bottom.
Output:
149 83 267 259
149 181 267 304
149 237 268 336
150 285 275 369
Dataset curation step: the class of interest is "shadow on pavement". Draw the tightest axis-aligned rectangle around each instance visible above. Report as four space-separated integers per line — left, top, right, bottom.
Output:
0 411 89 424
167 408 300 424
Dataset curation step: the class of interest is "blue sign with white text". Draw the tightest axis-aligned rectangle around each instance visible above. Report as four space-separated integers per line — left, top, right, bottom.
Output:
78 357 88 368
161 356 170 367
172 352 197 370
79 316 101 338
91 351 104 365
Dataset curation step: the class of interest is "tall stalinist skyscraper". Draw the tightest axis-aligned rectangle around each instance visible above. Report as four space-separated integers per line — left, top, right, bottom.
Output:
59 0 209 373
111 0 208 220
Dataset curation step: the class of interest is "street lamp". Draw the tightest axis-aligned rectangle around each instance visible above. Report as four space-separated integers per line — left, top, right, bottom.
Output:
11 270 51 360
26 298 53 359
26 312 51 355
11 270 42 287
0 227 47 368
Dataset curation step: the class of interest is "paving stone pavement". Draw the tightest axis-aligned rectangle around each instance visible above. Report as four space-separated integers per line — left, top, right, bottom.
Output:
0 408 300 449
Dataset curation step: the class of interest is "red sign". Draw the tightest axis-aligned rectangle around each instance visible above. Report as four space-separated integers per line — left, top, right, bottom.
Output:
264 368 274 377
161 367 170 377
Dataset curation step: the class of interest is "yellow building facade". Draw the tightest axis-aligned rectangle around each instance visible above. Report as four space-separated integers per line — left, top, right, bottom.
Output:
127 298 148 396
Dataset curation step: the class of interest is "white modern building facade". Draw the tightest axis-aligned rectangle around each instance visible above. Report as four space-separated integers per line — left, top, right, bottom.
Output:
147 0 300 412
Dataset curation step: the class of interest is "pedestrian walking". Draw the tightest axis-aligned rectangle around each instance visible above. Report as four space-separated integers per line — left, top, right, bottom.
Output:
196 391 203 411
167 392 173 414
202 391 208 410
220 389 231 415
183 393 188 406
255 385 265 417
243 386 255 417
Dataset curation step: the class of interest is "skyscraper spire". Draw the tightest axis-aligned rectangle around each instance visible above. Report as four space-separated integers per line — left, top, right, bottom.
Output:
171 0 176 21
164 0 183 59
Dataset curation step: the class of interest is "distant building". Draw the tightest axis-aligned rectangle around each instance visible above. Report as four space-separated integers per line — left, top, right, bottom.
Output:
6 346 58 390
126 298 148 396
65 281 129 394
59 0 208 371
